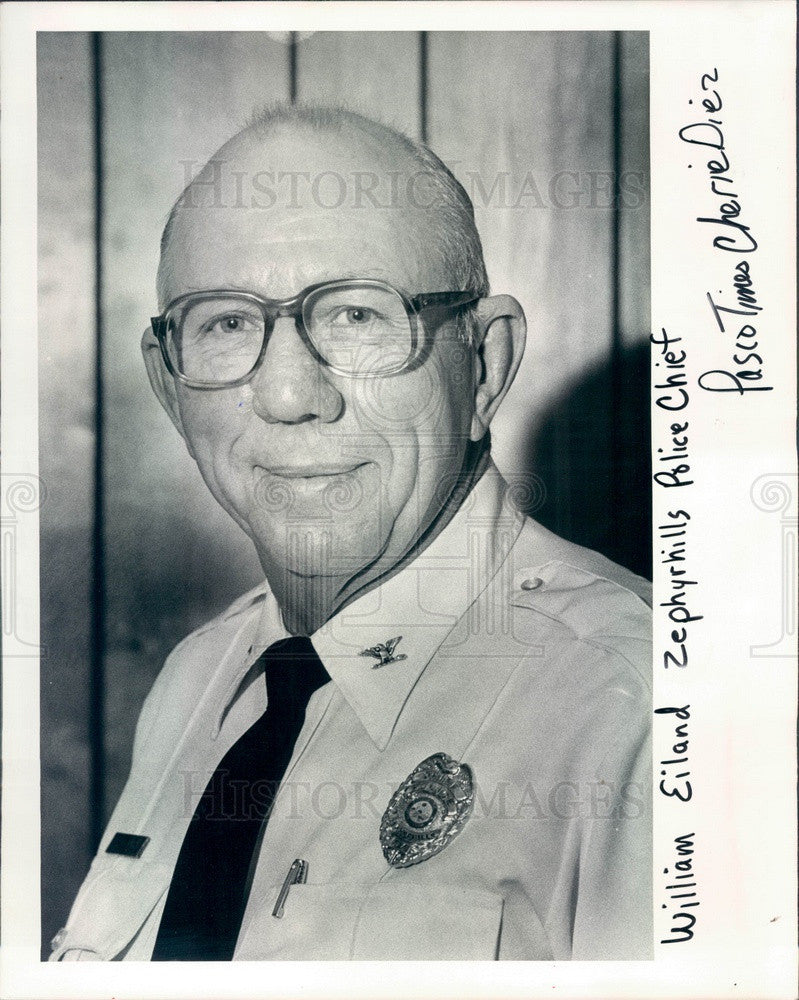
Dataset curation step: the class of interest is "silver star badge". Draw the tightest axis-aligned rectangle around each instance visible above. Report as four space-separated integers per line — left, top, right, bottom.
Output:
359 635 407 668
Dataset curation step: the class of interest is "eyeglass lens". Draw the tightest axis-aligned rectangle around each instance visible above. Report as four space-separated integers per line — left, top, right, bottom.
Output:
165 284 415 384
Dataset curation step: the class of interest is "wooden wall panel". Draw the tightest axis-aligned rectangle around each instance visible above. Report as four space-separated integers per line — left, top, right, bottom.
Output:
618 33 650 350
296 31 422 136
611 32 651 574
427 32 619 555
37 31 96 953
100 32 289 816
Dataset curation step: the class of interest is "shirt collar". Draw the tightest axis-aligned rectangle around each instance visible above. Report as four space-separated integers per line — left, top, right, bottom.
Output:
218 461 524 750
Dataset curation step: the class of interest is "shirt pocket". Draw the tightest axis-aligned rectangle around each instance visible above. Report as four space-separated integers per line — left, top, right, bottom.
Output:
49 855 172 961
235 881 504 961
352 882 504 960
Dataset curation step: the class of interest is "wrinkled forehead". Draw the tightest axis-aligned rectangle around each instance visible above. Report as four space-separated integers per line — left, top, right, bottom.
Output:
160 127 451 302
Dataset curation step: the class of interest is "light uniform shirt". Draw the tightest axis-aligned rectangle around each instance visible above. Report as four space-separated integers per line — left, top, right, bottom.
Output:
51 463 652 962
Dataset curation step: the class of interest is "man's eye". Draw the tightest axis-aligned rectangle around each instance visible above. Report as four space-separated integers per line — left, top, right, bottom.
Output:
330 306 378 327
220 316 244 332
204 313 259 336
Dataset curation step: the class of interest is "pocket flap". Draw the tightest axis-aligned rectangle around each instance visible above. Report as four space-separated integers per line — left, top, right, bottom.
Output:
352 882 504 960
236 880 503 960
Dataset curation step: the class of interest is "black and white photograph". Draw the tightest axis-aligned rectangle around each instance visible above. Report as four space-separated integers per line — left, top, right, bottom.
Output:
38 27 653 964
1 3 796 999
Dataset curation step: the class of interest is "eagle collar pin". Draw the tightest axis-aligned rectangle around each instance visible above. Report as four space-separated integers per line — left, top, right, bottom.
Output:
380 753 474 868
360 635 407 667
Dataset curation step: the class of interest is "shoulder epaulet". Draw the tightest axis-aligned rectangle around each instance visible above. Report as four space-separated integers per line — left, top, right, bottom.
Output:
509 559 650 641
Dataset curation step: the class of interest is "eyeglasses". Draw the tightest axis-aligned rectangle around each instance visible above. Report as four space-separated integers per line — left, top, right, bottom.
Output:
151 279 479 388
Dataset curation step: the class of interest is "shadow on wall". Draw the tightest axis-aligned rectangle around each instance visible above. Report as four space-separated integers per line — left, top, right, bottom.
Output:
520 340 652 581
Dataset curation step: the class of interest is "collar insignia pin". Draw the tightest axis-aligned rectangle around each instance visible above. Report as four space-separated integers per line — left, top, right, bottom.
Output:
380 752 474 868
359 635 407 668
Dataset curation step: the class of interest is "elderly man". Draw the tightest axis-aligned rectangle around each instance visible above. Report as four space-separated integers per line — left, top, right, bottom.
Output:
51 105 652 962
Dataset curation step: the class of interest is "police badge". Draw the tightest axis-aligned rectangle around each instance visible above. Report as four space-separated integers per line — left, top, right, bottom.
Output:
380 752 474 868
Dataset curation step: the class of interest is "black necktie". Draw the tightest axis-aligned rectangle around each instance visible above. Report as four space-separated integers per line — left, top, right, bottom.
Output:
151 635 329 961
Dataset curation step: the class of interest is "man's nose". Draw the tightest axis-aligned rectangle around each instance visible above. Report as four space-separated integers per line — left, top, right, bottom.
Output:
249 317 343 424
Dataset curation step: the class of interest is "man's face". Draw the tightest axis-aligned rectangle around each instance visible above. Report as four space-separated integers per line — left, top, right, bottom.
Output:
156 128 479 591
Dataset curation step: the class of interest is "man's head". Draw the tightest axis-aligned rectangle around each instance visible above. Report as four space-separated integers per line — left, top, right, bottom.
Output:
143 104 525 626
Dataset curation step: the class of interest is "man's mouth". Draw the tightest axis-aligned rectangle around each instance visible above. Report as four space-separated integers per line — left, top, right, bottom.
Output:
265 463 367 479
253 462 372 505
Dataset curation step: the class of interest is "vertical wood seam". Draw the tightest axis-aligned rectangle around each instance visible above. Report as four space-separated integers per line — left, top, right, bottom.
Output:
289 32 298 103
609 31 624 561
419 32 428 143
90 31 106 851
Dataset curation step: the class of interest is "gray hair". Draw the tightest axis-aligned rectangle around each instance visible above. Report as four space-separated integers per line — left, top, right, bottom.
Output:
158 103 490 343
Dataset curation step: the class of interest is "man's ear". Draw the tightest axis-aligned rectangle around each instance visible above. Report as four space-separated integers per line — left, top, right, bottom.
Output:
141 326 195 456
469 294 526 442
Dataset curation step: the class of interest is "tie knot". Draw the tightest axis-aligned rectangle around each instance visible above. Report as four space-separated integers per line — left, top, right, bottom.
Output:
260 635 329 696
264 635 315 662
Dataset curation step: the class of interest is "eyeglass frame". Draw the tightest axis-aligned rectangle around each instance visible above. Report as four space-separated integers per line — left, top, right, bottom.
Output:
150 278 480 389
